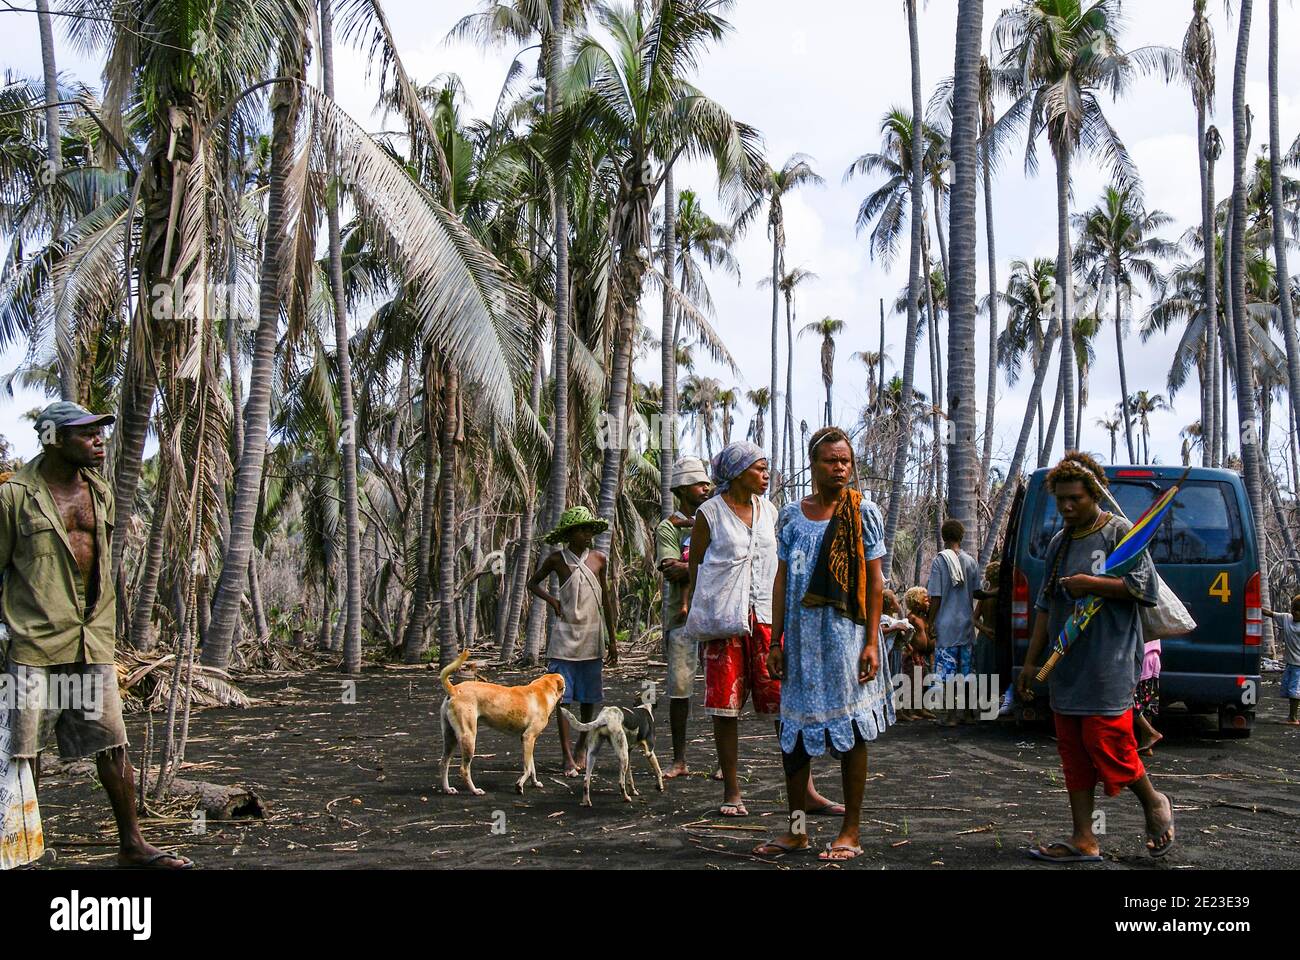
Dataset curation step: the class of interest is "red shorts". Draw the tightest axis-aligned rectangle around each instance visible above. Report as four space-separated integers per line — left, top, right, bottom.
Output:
1053 711 1146 797
703 616 780 718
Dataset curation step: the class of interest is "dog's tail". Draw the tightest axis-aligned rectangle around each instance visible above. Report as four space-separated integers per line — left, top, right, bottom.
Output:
560 707 601 733
440 648 471 697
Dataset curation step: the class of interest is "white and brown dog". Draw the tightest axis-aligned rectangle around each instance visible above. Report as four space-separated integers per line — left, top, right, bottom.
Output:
560 703 665 806
439 649 565 796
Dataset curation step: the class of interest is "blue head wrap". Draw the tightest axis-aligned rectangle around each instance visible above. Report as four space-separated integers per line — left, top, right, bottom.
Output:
710 440 767 495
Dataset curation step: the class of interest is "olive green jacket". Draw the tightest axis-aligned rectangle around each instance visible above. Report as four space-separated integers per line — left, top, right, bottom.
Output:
0 455 117 665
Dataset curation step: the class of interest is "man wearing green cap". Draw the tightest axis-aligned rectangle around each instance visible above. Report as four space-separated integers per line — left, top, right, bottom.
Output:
527 506 617 776
0 402 192 868
655 457 712 778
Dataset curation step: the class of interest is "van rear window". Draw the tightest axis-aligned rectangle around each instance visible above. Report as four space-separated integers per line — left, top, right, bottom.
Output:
1030 480 1244 564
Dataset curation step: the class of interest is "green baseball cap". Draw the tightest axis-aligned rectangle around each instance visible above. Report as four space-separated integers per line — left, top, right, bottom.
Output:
33 401 116 440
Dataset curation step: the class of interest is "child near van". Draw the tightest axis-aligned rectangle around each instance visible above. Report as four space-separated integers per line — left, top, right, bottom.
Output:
973 561 1012 715
900 587 936 721
1262 594 1300 725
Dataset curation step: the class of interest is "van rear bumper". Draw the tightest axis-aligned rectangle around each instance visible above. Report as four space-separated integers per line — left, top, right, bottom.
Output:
1158 672 1259 710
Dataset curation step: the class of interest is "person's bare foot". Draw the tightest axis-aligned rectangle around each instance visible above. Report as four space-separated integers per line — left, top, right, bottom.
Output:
563 763 581 778
806 788 844 816
664 761 689 780
712 767 724 781
1137 731 1163 754
1282 717 1300 726
1145 791 1175 858
918 709 937 721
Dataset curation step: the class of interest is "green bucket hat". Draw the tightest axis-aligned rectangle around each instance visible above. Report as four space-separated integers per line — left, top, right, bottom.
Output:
543 505 609 545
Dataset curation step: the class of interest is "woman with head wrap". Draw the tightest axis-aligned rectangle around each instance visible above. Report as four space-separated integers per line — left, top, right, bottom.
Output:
684 441 839 817
754 427 893 860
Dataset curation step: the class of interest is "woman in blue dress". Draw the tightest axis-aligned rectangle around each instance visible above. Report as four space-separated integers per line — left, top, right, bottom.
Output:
754 427 894 861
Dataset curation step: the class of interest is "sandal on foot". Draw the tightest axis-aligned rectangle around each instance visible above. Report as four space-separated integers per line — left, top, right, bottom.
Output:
753 837 808 857
819 843 863 861
807 801 846 816
1026 841 1102 864
719 802 749 817
118 851 194 870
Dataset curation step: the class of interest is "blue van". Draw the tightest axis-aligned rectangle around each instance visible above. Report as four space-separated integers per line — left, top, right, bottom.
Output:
998 465 1262 735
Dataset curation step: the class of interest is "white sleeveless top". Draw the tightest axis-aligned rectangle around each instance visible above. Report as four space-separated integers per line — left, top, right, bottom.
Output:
547 548 605 661
686 494 777 636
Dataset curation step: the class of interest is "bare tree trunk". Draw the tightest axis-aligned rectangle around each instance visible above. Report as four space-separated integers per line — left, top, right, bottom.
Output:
981 316 1061 566
882 0 926 579
1055 149 1076 452
203 45 303 668
436 369 462 666
1268 0 1300 468
1227 0 1275 657
402 351 439 663
129 472 169 652
321 0 364 674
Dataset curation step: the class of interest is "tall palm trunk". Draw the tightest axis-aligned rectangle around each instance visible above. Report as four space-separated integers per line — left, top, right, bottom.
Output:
543 0 571 541
1054 148 1076 452
770 223 782 470
1201 114 1220 466
1115 282 1136 462
129 465 170 652
660 163 676 522
1040 367 1064 468
981 316 1062 565
436 368 461 665
979 90 999 496
883 0 926 577
36 0 73 400
923 236 944 544
321 0 363 674
1227 0 1275 656
1268 0 1300 455
403 349 439 662
784 293 794 484
946 0 983 539
203 52 303 668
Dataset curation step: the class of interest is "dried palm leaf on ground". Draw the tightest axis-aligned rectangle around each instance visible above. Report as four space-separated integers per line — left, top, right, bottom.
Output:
115 651 254 714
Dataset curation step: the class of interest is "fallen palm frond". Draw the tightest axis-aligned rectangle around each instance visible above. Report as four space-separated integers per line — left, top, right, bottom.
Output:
115 651 254 714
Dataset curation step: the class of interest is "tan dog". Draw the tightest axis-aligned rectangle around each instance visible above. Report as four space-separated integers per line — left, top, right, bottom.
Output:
438 649 566 795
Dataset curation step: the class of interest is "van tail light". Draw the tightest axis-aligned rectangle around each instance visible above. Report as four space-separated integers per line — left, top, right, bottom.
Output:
1244 571 1261 646
1012 568 1030 642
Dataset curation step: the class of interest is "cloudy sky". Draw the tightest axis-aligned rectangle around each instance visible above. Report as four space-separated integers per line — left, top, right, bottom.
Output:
3 0 1298 475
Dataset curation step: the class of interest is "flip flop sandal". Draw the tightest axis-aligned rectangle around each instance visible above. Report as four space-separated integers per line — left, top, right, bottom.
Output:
120 851 194 870
752 838 808 857
807 801 847 816
719 802 749 817
1026 842 1102 864
1147 799 1176 860
819 843 864 860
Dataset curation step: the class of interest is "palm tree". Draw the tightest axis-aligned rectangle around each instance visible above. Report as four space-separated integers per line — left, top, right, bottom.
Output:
1267 0 1300 465
1227 0 1275 653
746 387 770 446
978 54 1002 496
653 186 739 506
1128 390 1170 464
760 265 816 481
739 154 824 471
1073 184 1178 463
34 0 72 401
1184 0 1219 467
980 257 1061 564
852 348 888 409
568 0 761 552
1096 414 1121 463
945 0 985 538
992 0 1179 453
799 316 846 428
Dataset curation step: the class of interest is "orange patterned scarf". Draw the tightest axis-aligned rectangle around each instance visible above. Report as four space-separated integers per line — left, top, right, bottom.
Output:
802 487 870 625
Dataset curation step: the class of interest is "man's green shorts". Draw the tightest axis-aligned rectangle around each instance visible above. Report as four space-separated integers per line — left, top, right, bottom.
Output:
3 661 128 760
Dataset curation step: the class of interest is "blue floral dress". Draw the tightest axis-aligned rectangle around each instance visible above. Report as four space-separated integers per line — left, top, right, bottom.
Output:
776 498 895 755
